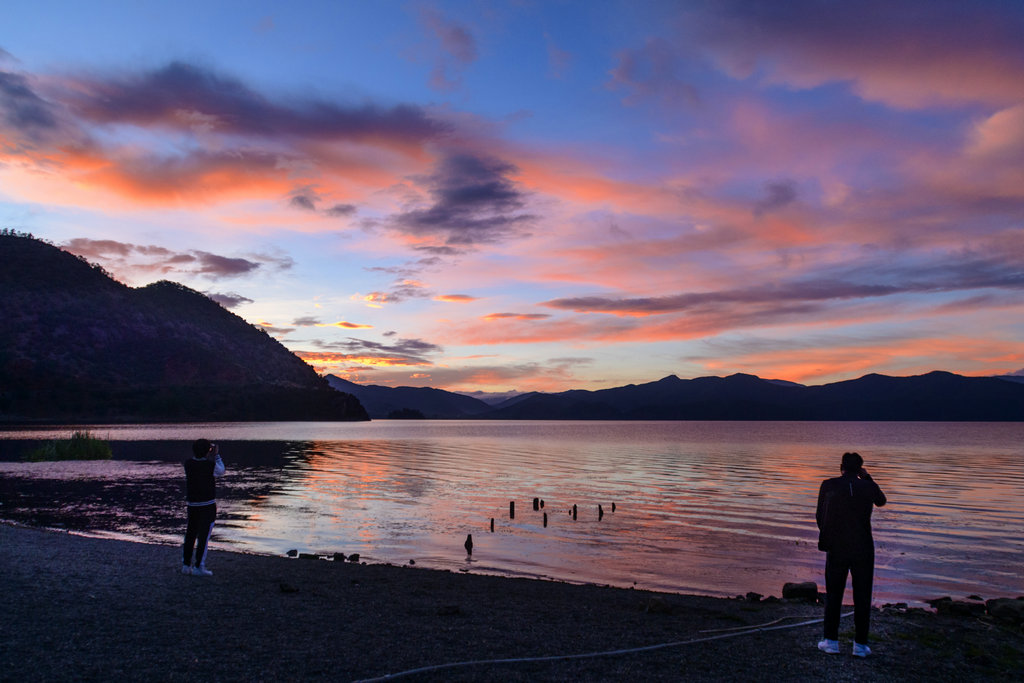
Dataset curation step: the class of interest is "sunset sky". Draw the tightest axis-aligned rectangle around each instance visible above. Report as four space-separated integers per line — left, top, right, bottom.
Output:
2 0 1023 393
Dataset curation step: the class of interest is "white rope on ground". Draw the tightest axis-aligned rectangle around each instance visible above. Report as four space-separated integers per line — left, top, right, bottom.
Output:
353 610 855 682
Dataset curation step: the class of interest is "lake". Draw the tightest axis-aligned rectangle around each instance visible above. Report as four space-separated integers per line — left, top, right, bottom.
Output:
2 420 1022 606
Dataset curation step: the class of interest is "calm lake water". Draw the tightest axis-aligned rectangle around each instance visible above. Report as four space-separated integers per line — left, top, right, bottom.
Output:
2 420 1022 605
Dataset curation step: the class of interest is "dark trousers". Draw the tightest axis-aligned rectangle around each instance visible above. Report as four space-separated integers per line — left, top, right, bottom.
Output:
823 551 874 643
183 503 217 567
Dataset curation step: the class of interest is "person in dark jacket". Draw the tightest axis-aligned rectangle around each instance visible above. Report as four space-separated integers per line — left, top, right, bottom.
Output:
182 438 225 576
816 451 886 657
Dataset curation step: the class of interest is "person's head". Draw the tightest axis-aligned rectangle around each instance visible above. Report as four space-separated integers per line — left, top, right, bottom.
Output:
841 451 863 474
192 438 212 459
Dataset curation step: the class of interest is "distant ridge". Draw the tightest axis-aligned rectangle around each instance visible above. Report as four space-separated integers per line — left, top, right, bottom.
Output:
326 376 491 419
0 233 368 422
336 371 1024 421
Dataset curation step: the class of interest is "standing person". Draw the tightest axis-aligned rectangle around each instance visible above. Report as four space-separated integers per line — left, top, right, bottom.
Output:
816 451 886 657
182 438 225 576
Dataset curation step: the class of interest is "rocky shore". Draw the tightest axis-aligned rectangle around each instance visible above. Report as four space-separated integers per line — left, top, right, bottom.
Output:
2 523 1021 682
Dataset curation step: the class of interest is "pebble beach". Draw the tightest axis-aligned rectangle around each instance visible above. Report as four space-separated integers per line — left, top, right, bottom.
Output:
2 523 1021 682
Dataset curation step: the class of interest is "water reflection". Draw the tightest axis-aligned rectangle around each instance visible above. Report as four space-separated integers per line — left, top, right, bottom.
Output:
1 422 1023 605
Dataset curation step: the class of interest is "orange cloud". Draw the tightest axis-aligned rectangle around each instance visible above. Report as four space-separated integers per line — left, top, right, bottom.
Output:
295 351 433 373
434 294 479 302
315 321 373 329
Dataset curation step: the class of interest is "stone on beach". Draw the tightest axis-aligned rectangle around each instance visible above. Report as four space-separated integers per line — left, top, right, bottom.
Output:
928 596 988 617
986 597 1024 625
782 581 818 602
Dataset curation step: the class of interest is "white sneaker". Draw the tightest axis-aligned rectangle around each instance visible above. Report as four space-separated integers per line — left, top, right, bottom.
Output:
853 642 871 658
181 564 192 575
192 566 213 576
818 639 840 654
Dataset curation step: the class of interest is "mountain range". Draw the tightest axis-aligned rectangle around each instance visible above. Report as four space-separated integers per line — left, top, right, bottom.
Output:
0 233 368 422
329 371 1024 421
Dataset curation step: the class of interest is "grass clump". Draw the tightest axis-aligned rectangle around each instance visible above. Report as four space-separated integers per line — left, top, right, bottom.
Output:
25 431 113 461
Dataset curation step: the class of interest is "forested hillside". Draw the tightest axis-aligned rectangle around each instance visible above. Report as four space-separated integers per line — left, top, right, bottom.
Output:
0 232 368 422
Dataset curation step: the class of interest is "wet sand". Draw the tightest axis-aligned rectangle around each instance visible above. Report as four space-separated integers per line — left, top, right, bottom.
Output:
1 523 1021 681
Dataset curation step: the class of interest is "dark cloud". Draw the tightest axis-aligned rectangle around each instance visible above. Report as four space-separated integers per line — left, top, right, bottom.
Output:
64 61 449 144
63 238 132 257
413 244 465 256
366 264 419 277
206 291 254 308
62 238 291 281
690 0 1024 107
292 316 322 326
314 336 443 365
754 180 797 216
361 279 433 306
289 193 318 211
607 38 699 107
0 70 59 139
389 153 533 246
326 203 357 217
544 252 1024 316
193 251 261 277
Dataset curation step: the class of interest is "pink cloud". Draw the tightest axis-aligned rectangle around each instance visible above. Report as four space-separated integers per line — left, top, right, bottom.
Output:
693 0 1024 107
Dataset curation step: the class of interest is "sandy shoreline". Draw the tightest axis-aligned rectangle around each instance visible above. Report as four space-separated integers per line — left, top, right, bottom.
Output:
1 522 1021 682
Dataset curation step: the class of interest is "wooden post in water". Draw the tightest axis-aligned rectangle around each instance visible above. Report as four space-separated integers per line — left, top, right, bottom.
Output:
612 502 616 513
533 497 539 511
543 512 548 527
599 504 604 521
572 504 578 520
510 501 515 519
490 518 494 532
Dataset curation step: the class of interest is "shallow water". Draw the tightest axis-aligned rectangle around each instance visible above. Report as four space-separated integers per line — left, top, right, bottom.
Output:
2 420 1022 605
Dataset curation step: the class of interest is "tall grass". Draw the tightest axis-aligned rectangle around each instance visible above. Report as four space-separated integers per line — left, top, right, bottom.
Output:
25 431 113 461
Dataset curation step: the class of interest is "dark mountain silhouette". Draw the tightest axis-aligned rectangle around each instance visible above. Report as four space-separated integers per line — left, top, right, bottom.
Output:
326 375 490 419
332 371 1024 421
476 371 1024 421
0 232 368 422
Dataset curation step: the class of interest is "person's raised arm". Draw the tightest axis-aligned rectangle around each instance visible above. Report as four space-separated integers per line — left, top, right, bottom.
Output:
212 444 225 477
861 468 885 507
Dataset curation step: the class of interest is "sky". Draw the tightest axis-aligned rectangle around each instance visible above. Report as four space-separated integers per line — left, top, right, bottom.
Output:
2 0 1023 394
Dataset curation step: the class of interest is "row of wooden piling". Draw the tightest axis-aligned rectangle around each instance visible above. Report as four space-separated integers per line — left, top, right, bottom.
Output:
468 498 619 556
492 498 616 529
